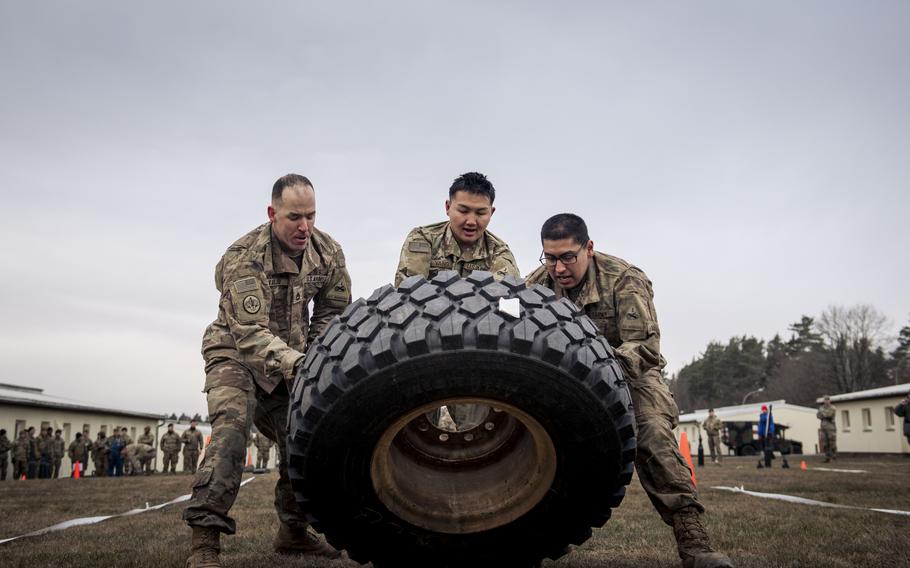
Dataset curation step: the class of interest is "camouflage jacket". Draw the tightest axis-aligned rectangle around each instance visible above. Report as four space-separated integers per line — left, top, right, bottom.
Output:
91 439 108 458
160 431 181 452
68 440 88 463
254 435 273 451
123 443 155 462
181 429 204 453
394 221 519 287
12 437 29 461
137 433 155 446
37 434 54 459
0 434 9 458
817 404 836 430
51 437 65 460
202 223 351 392
703 416 723 436
526 251 667 384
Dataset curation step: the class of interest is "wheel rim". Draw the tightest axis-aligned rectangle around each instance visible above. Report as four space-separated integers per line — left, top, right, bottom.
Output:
370 397 557 534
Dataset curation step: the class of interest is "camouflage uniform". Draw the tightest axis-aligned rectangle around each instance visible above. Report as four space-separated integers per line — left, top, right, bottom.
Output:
395 220 519 427
51 435 65 478
123 443 156 475
12 433 29 480
527 252 709 553
254 434 274 469
138 430 156 474
181 428 205 474
394 221 519 287
183 223 351 536
817 403 837 460
703 416 723 463
0 432 10 481
91 435 108 477
27 432 40 479
67 438 88 476
37 432 53 479
160 431 182 474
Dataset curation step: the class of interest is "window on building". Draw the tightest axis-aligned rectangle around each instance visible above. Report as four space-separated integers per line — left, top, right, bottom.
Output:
100 425 107 434
63 423 72 442
83 423 91 436
841 410 851 431
885 407 896 430
15 420 26 437
862 408 872 431
131 427 136 440
40 421 51 433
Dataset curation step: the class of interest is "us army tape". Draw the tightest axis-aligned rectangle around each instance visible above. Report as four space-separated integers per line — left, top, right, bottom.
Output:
712 485 910 516
0 476 256 545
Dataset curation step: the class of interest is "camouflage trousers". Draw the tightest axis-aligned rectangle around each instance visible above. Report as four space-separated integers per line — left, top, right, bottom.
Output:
13 459 26 480
53 458 62 478
707 434 721 462
182 360 307 535
630 372 703 525
0 458 7 480
819 428 837 459
183 450 200 474
256 450 270 469
93 456 107 476
162 450 179 473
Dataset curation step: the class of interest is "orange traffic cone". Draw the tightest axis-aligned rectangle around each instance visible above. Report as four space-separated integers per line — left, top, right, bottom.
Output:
20 474 26 480
800 460 807 471
679 432 697 487
73 461 81 479
246 451 253 467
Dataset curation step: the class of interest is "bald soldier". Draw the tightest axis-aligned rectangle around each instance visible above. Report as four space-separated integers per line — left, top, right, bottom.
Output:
394 172 519 287
525 214 732 568
183 174 351 567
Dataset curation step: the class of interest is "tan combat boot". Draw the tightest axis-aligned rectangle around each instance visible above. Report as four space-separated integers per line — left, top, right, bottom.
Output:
186 526 221 568
273 523 342 558
672 507 734 568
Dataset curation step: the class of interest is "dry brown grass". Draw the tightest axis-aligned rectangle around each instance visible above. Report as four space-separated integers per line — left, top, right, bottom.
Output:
1 455 909 567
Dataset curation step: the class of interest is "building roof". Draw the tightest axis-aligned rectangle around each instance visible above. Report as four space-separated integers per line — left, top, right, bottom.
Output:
0 383 163 420
817 383 910 404
679 400 816 424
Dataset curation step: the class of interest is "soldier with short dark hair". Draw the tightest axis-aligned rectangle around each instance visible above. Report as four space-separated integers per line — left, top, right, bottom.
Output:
26 427 39 479
0 429 10 481
68 433 88 477
12 430 29 480
180 421 204 474
91 432 108 477
183 174 350 566
51 429 65 478
160 423 181 474
817 396 837 462
703 409 723 465
525 213 733 568
137 426 155 474
37 427 54 479
895 393 910 447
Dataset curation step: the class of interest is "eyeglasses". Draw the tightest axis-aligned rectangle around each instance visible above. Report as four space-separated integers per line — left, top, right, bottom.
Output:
539 245 585 267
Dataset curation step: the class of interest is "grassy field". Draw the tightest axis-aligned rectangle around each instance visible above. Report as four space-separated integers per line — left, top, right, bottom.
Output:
1 455 908 567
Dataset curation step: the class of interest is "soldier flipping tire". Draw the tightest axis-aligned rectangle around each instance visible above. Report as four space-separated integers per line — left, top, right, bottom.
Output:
287 271 637 568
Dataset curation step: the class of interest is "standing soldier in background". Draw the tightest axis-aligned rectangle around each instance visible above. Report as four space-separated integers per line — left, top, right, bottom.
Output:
138 426 156 475
26 427 39 479
92 432 108 476
817 396 837 462
37 427 53 479
254 433 274 470
180 421 204 474
703 409 723 465
895 392 910 447
0 429 9 481
81 428 93 473
68 433 88 477
525 214 732 568
13 430 29 480
160 423 181 474
183 173 351 567
51 429 65 478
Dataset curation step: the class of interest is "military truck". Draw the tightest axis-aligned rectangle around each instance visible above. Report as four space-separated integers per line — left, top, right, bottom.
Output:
721 420 803 456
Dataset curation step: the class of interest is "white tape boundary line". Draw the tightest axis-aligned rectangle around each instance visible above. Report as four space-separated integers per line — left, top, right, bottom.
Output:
712 485 910 517
0 476 256 545
811 467 868 473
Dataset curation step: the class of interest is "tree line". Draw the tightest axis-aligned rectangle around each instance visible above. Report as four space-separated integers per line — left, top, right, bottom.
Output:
669 304 910 411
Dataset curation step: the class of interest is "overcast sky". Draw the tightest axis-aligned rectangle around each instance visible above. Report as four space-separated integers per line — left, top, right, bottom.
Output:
1 2 908 417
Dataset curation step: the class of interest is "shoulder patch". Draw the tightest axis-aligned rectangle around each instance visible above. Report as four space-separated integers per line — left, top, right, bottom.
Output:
408 240 431 253
233 277 259 293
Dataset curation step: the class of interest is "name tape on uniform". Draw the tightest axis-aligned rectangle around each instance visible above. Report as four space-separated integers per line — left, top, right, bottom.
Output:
0 476 257 545
712 485 910 517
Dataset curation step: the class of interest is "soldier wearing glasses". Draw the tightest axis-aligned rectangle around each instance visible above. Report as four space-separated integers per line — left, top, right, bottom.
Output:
525 213 732 568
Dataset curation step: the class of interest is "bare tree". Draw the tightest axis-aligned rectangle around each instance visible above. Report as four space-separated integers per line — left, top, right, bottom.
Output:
817 304 891 393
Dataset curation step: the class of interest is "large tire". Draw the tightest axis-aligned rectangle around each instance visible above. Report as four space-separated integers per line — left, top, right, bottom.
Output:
287 271 636 567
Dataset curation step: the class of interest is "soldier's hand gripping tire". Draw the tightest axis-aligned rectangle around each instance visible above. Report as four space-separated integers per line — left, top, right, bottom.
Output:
287 271 636 567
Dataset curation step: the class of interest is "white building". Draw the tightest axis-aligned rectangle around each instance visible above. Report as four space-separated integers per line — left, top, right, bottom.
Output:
0 382 162 476
676 400 819 455
816 383 910 454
